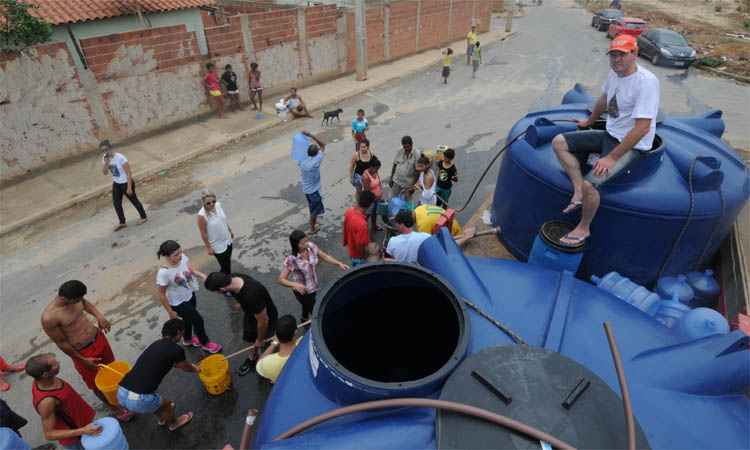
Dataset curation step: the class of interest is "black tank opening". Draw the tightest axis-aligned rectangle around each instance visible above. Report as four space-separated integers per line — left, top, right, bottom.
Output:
320 268 461 383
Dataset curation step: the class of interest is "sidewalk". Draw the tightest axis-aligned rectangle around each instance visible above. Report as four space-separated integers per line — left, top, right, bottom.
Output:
0 26 512 237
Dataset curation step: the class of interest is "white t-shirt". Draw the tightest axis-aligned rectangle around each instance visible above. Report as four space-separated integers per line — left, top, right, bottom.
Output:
198 202 232 253
387 231 431 263
602 65 660 150
105 152 129 184
156 254 198 306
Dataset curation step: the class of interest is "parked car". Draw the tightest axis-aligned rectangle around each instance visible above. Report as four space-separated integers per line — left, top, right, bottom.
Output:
637 28 697 67
591 9 624 32
607 18 647 39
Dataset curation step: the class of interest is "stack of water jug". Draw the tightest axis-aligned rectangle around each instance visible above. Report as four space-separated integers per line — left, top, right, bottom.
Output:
591 270 729 341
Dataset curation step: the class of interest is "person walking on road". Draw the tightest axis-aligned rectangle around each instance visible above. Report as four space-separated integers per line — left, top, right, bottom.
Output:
471 42 482 79
278 230 349 322
204 272 279 376
442 48 453 84
26 353 103 450
117 319 198 432
101 140 147 232
298 131 328 234
351 109 369 146
466 25 478 65
197 190 234 275
389 136 421 199
41 280 134 422
249 62 263 111
551 34 660 247
156 240 222 354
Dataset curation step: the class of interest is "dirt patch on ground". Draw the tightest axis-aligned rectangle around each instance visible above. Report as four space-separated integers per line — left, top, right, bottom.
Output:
585 0 750 80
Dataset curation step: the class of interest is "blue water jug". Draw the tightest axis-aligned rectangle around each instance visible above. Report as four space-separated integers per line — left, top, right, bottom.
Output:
0 427 31 450
528 221 584 273
654 294 691 328
686 270 720 308
677 307 730 341
591 272 661 316
81 417 129 450
656 275 695 306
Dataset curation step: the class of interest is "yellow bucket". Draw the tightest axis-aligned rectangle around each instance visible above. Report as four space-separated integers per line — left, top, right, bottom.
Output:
199 355 231 395
94 360 131 406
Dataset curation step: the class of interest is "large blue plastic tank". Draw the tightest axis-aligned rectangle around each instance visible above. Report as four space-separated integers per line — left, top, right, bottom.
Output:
253 230 749 450
491 84 750 286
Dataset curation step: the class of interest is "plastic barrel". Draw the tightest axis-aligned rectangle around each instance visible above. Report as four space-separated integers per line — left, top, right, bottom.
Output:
591 272 661 316
81 417 129 450
199 355 231 395
528 221 584 273
94 361 130 406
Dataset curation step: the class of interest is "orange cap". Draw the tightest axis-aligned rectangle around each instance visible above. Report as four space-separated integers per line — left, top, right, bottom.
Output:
608 34 638 54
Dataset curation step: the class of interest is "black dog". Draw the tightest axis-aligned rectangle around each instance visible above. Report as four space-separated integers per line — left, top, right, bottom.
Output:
322 108 343 126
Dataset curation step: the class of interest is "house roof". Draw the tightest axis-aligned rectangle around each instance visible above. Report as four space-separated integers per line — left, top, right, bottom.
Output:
24 0 216 26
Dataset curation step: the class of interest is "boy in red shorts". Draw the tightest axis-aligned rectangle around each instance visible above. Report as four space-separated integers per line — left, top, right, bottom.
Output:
41 280 133 422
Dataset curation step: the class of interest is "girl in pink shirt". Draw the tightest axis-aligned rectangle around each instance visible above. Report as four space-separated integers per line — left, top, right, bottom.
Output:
362 159 383 200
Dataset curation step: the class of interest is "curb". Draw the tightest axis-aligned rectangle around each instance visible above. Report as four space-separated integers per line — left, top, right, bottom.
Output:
0 30 512 238
695 65 750 84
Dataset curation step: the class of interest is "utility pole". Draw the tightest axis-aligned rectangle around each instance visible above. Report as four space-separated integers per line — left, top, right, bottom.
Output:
355 0 368 81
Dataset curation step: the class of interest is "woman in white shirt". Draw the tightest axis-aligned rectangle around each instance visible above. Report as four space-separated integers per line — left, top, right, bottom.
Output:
196 190 235 274
415 155 437 205
156 240 222 354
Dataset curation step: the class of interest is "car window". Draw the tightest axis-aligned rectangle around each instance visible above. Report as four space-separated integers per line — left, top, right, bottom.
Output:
625 22 645 29
659 32 689 46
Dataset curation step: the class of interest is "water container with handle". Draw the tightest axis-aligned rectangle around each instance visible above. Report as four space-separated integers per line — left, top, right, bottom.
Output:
81 417 129 450
591 272 661 316
528 221 585 273
656 275 695 306
654 294 691 328
686 270 720 308
94 361 130 406
677 307 729 341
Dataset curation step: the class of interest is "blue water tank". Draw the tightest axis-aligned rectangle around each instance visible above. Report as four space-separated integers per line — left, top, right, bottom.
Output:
686 270 721 308
81 418 128 450
253 230 750 450
528 221 585 273
591 272 661 315
678 307 730 340
654 294 691 328
491 84 750 285
656 275 695 306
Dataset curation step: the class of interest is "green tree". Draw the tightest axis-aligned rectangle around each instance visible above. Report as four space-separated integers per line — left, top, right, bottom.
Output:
0 0 52 52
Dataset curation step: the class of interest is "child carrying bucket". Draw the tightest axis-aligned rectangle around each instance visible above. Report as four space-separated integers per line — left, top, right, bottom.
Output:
117 319 200 431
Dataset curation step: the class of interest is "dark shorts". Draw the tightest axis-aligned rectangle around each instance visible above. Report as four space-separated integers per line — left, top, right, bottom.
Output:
442 66 450 78
305 191 324 217
562 130 641 187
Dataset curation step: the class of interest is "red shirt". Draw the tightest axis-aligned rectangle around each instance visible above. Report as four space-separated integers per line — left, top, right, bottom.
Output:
205 72 220 91
32 379 95 446
343 207 369 259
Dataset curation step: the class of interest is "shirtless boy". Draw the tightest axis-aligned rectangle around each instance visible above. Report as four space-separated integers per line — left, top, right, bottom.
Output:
41 280 133 421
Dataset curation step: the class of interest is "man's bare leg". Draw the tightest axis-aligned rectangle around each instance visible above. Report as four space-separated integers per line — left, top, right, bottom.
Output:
552 134 584 213
309 214 319 234
561 180 598 245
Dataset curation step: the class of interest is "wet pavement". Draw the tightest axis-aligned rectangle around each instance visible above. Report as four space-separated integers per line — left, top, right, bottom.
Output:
1 1 749 448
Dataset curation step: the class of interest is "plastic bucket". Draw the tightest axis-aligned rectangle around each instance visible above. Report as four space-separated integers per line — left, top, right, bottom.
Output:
528 221 585 273
199 355 231 395
81 417 128 450
94 361 130 406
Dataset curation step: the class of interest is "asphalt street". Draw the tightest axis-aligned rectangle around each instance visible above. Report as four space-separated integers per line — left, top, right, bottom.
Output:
1 1 748 448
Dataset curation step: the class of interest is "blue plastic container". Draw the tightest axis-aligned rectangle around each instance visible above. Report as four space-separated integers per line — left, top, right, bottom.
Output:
656 275 695 306
591 272 661 316
528 221 584 273
678 307 730 341
491 84 750 285
81 418 128 450
0 427 30 450
654 294 691 328
686 270 721 308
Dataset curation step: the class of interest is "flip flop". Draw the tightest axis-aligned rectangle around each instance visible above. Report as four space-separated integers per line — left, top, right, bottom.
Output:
169 412 194 432
562 201 582 214
559 233 589 247
0 381 10 392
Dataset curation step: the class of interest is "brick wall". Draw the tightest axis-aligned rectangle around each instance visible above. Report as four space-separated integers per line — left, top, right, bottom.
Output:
249 8 299 52
305 4 338 39
80 25 201 80
204 15 244 58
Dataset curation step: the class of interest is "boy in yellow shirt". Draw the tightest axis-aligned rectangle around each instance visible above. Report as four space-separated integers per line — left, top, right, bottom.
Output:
256 315 298 383
442 48 453 84
466 25 478 65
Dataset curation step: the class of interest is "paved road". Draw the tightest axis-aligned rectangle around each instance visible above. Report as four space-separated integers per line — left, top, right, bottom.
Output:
1 2 748 448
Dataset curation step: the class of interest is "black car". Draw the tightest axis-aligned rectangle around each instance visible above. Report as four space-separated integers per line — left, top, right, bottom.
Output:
637 28 697 68
591 9 624 32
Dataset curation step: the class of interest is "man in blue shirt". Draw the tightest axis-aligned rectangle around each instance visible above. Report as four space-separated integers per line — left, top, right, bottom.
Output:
298 131 327 234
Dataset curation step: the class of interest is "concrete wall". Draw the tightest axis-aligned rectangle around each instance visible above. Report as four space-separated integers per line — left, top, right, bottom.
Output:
0 1 491 182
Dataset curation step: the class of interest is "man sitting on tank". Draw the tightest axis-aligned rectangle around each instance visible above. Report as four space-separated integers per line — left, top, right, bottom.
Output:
551 34 660 247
